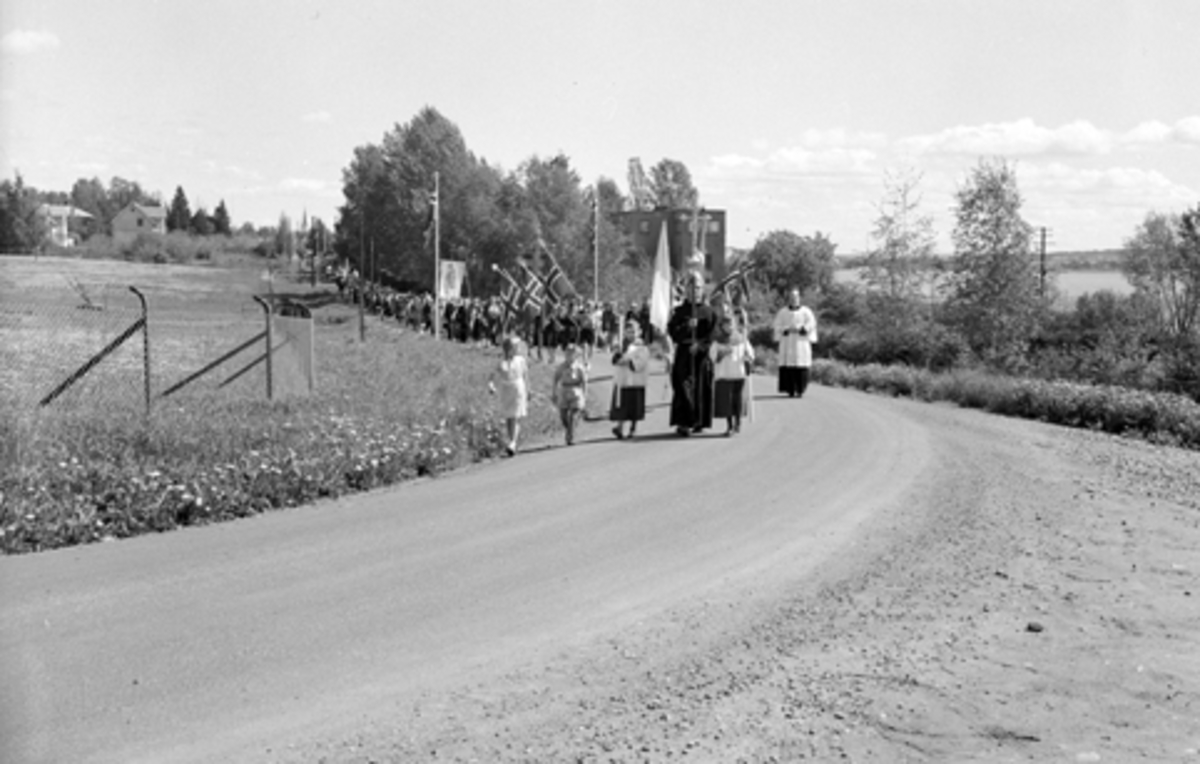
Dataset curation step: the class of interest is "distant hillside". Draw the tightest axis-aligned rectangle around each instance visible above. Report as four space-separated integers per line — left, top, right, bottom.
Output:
1044 249 1124 270
834 249 1126 271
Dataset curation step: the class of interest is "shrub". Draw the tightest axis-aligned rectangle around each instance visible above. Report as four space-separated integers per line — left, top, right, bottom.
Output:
747 323 777 351
812 358 1200 450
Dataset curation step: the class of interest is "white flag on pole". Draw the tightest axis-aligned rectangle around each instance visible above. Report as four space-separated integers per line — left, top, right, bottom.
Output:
649 221 672 336
438 260 466 300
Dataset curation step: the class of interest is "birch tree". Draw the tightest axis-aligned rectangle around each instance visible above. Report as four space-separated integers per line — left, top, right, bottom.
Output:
944 157 1041 368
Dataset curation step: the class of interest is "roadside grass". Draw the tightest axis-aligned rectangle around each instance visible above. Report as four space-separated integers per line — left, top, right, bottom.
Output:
0 305 564 555
810 359 1200 450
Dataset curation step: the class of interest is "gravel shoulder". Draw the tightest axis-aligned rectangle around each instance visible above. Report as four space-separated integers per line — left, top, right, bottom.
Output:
302 393 1200 763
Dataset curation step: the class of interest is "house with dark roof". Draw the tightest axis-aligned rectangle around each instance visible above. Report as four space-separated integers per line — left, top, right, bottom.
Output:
112 202 167 243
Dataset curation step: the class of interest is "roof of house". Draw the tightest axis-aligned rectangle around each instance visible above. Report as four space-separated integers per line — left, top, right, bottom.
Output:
123 202 167 218
112 202 167 219
39 204 94 219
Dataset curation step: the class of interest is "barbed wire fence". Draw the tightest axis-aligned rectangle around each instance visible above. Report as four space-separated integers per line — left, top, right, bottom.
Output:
1 284 150 416
0 281 289 422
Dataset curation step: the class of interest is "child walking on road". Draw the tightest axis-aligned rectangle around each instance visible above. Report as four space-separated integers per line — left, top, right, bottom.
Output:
488 335 529 456
710 315 755 436
609 319 650 440
552 343 589 446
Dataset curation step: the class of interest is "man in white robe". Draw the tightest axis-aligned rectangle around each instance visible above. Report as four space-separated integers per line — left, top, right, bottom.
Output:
772 288 818 398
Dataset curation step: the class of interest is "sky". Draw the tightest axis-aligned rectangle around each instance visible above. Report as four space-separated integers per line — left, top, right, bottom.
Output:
2 0 1198 254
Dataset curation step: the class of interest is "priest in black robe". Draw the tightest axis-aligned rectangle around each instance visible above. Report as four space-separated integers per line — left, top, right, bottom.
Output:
667 273 717 436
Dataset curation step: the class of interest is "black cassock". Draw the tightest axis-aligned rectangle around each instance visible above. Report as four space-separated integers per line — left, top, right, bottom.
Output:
667 299 717 432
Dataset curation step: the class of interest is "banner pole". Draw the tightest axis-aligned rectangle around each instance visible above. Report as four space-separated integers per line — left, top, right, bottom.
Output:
434 171 441 341
593 184 599 304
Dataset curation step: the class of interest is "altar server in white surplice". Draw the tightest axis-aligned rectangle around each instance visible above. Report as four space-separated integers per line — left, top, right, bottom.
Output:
609 319 651 440
772 288 818 398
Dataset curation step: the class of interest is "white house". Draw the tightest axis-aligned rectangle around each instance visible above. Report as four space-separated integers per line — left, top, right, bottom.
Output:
39 204 94 247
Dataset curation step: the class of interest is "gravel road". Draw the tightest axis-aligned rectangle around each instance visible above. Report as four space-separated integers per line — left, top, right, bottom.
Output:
2 370 1198 763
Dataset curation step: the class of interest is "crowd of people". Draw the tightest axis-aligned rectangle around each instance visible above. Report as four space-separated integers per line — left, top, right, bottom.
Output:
487 271 820 454
331 262 819 454
334 264 668 363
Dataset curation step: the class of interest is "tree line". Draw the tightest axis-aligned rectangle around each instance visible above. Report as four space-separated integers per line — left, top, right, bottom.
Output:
811 159 1200 400
331 106 710 301
0 173 269 250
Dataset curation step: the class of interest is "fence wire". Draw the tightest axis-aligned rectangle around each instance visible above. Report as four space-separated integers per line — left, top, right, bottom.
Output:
0 285 147 415
0 282 271 417
144 286 270 402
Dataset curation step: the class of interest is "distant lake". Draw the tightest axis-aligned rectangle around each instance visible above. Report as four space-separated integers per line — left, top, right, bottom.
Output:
1050 270 1133 300
834 269 1133 305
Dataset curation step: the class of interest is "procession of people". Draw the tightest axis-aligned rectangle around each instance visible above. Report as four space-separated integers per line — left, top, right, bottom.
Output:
331 254 818 454
479 268 817 453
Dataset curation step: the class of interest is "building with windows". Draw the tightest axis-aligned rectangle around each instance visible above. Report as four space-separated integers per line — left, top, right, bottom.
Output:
112 202 167 244
617 208 727 279
39 204 94 247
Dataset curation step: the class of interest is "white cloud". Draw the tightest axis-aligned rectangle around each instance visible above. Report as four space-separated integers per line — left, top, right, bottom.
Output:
1172 117 1200 144
700 117 1199 250
301 111 332 124
1123 120 1172 144
899 116 1200 158
1 29 61 55
1024 162 1194 199
1018 162 1199 248
767 145 877 174
1119 117 1200 147
901 118 1114 157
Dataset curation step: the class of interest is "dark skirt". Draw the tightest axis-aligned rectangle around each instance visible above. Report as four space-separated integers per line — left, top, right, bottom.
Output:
609 386 646 422
778 366 810 397
713 379 746 418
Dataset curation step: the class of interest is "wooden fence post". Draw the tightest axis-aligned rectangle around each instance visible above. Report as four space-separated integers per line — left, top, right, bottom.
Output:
253 296 273 401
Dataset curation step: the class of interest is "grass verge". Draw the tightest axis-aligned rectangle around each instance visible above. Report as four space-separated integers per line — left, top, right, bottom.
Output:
811 359 1200 450
0 309 562 555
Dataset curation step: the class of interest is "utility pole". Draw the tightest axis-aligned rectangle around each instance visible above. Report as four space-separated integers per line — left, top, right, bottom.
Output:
358 189 366 342
433 171 441 341
310 219 318 288
593 184 600 304
1039 226 1048 298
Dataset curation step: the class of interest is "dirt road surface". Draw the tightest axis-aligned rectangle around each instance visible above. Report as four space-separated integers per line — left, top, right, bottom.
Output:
2 362 1198 763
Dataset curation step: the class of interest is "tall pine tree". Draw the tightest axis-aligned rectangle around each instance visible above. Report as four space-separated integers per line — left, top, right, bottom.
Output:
212 200 231 236
168 186 191 232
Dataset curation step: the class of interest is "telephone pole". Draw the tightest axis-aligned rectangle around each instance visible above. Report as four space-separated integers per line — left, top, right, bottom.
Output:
433 171 441 341
593 184 600 303
1039 226 1047 298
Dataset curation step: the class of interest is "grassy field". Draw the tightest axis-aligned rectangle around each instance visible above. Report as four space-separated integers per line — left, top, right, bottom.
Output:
1 256 287 411
0 255 569 554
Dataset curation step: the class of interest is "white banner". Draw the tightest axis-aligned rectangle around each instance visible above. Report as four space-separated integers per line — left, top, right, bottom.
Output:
649 221 671 336
438 260 466 300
